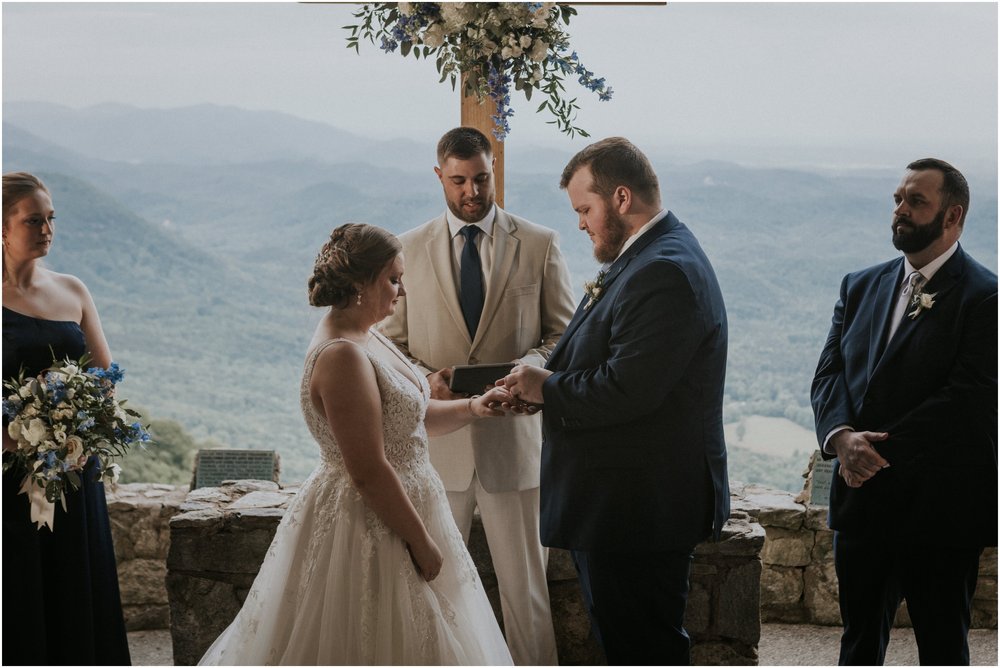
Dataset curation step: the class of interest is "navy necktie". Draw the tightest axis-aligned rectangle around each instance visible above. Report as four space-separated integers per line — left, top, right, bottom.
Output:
459 225 484 338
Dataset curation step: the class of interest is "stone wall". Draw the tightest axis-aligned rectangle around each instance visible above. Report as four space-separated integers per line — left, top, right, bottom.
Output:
743 483 999 629
164 481 764 666
106 480 998 663
106 483 188 630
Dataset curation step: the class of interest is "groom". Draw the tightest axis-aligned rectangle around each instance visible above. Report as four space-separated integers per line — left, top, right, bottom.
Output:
811 158 997 665
501 137 730 665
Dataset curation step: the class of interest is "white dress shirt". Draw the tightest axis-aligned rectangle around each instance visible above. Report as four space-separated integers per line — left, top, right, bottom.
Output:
886 242 959 340
447 205 496 295
613 209 668 264
823 241 960 453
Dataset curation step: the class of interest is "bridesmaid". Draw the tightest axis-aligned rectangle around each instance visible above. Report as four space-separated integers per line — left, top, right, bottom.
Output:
2 172 131 665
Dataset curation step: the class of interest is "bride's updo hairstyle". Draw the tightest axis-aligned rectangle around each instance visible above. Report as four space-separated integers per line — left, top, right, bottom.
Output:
309 223 402 308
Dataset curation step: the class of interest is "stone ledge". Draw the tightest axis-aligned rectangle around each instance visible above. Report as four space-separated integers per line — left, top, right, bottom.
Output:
166 481 764 666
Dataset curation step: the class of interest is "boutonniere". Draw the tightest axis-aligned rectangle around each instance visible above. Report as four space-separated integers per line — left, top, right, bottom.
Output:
583 270 607 310
907 287 938 319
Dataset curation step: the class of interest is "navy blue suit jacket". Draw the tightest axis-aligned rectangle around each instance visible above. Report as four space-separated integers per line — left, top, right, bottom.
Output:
540 212 730 552
811 245 997 546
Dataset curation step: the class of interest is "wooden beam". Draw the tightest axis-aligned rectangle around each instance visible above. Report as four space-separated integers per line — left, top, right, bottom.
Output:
460 85 505 208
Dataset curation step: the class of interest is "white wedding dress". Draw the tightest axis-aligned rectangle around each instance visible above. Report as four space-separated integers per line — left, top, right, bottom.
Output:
199 335 513 665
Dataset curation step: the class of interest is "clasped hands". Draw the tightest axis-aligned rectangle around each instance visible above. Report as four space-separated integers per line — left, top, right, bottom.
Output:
830 429 890 488
427 364 551 415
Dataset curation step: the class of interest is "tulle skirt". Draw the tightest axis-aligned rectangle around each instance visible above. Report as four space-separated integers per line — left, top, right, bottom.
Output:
198 463 512 665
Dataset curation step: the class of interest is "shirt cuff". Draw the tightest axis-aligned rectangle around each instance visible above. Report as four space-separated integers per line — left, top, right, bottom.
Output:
823 425 852 455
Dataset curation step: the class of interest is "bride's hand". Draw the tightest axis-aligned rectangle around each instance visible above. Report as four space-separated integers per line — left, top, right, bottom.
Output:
471 387 514 417
408 537 444 582
479 385 539 416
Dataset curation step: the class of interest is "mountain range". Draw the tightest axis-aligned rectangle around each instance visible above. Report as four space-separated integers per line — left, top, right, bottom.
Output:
4 101 996 487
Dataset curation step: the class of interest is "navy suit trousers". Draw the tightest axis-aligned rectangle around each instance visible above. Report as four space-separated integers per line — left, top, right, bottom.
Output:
834 531 983 666
572 548 695 665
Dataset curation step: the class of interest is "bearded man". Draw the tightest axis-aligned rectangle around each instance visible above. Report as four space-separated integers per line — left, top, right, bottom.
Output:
811 158 997 665
379 126 574 665
500 137 730 665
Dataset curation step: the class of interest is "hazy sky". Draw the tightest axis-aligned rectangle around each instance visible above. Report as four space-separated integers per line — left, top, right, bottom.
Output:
2 2 998 170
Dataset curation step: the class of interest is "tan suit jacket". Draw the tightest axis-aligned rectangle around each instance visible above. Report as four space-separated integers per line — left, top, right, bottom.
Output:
379 208 575 492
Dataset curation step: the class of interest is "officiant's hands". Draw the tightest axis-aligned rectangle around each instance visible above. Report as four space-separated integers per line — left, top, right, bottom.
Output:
496 364 551 407
426 367 463 400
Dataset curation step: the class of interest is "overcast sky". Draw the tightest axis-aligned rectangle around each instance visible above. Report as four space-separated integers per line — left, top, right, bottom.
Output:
2 2 997 171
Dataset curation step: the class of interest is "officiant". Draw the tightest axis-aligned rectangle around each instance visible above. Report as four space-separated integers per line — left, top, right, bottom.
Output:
379 126 575 665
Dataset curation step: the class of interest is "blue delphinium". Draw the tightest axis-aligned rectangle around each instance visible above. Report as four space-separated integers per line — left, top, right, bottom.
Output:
2 398 21 421
76 411 97 432
487 64 515 141
130 422 152 443
88 362 125 385
44 372 68 404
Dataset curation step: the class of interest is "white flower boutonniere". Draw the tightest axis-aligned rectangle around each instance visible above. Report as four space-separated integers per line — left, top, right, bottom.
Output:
583 270 607 310
907 288 937 319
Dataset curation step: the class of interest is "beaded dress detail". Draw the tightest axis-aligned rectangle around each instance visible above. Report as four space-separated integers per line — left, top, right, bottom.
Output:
198 332 512 665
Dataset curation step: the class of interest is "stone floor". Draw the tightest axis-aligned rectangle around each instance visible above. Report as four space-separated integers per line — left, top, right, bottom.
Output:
129 624 999 666
757 624 998 666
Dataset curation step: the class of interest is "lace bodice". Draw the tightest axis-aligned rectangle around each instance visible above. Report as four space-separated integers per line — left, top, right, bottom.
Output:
299 333 432 484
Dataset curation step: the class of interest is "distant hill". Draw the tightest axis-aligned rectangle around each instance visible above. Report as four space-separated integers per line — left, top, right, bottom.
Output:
4 103 996 489
3 101 432 167
30 172 324 481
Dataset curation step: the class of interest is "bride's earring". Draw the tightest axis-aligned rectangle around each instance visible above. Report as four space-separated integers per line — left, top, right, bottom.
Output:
356 292 363 306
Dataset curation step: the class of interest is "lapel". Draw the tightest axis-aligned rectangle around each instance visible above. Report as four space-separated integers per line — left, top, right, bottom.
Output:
867 261 904 380
473 209 519 351
424 215 471 346
547 212 679 368
872 247 965 375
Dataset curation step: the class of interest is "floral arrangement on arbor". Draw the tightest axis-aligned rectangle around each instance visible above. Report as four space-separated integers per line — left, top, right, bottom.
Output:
345 2 613 140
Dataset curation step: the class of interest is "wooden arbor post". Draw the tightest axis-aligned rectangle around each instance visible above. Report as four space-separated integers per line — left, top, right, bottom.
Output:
460 78 505 208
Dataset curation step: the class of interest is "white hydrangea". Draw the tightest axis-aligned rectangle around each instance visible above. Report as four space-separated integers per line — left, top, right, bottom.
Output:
423 22 446 48
529 39 549 63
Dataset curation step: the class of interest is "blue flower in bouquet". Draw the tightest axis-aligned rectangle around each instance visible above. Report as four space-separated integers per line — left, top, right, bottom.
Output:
76 411 96 432
88 362 125 385
2 398 22 421
129 422 152 443
43 373 68 404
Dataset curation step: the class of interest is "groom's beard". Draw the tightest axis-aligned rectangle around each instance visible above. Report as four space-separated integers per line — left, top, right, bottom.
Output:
892 207 945 253
593 208 629 264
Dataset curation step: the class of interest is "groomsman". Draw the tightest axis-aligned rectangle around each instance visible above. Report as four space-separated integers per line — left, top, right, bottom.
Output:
379 126 574 665
501 137 730 665
811 158 997 665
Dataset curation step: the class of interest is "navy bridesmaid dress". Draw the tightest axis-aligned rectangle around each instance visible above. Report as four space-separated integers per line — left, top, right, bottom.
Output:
2 307 131 665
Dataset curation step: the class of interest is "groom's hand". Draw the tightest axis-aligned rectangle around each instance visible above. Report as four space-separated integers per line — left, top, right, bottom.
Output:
830 429 890 487
427 368 463 400
497 364 551 406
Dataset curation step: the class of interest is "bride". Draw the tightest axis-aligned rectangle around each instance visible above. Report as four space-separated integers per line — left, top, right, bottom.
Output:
199 223 515 665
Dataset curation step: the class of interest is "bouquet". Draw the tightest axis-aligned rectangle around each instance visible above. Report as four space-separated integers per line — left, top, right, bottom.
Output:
345 2 613 140
2 356 151 530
